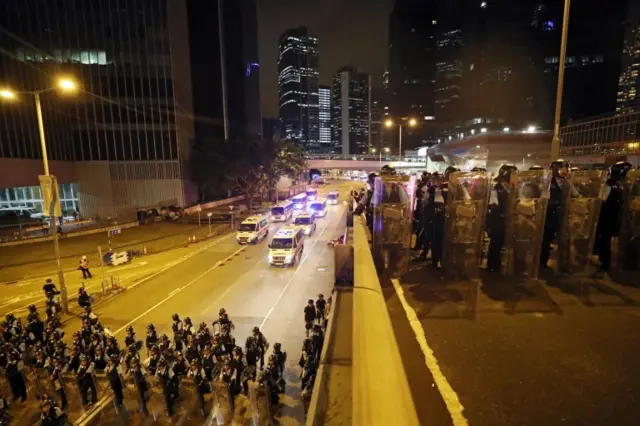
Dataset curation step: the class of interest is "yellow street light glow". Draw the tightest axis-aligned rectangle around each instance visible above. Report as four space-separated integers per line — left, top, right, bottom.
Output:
408 118 417 127
0 89 16 100
58 78 77 92
371 148 377 153
385 119 394 128
384 147 390 153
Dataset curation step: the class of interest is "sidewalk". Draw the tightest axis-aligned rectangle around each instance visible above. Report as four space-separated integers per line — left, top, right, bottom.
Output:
0 221 227 283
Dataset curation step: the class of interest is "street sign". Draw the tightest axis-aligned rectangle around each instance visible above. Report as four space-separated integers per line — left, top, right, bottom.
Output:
38 175 62 217
110 228 121 236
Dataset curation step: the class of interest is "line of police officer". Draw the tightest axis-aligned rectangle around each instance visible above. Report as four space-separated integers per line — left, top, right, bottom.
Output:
0 296 289 424
357 159 634 275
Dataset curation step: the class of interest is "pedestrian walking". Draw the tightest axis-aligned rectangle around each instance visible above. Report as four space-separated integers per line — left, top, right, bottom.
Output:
79 256 92 279
304 300 315 337
315 294 327 324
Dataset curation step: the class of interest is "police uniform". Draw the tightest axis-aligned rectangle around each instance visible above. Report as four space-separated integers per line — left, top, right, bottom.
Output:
541 175 564 267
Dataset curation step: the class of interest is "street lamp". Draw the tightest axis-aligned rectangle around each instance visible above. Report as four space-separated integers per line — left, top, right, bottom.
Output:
551 0 571 160
0 76 78 314
207 212 213 234
384 118 417 161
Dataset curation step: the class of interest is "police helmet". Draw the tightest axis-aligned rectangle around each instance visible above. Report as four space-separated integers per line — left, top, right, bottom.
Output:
219 308 227 316
28 304 37 312
184 317 192 325
308 299 314 305
246 336 256 346
610 161 633 182
157 358 167 367
190 359 199 367
172 313 180 321
529 165 544 171
199 322 207 329
367 172 380 186
46 278 53 284
233 346 243 356
471 166 487 172
252 326 260 334
443 166 460 181
380 164 397 176
274 342 282 351
318 293 324 299
495 164 518 183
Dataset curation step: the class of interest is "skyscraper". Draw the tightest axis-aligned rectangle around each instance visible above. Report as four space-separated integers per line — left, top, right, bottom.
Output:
319 85 332 147
187 0 262 142
332 67 371 155
388 0 437 148
0 0 196 217
617 1 640 113
278 27 320 152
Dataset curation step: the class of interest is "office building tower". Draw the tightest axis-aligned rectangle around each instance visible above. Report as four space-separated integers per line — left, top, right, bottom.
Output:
332 67 371 155
388 0 437 149
0 0 196 217
187 0 262 142
319 85 332 147
617 1 640 113
278 27 320 151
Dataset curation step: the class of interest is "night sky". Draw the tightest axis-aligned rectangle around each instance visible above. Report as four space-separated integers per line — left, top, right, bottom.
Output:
257 0 394 117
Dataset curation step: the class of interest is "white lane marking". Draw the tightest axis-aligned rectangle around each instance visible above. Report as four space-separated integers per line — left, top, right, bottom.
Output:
4 233 234 315
112 246 245 336
259 213 333 329
390 278 469 426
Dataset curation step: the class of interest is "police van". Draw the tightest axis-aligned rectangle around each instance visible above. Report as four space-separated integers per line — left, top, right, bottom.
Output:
327 191 339 205
268 226 305 267
236 215 269 244
294 213 317 236
308 198 328 217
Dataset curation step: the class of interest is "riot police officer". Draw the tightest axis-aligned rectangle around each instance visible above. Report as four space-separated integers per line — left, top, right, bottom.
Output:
188 359 210 417
431 167 458 268
156 357 177 416
541 159 570 268
252 327 269 369
76 355 98 405
595 161 633 273
486 164 518 272
145 324 158 352
354 171 380 234
105 355 124 409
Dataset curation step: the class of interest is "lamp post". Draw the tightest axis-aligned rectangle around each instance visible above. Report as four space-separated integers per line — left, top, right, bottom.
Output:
385 118 417 162
1 77 78 314
551 0 571 160
207 212 213 234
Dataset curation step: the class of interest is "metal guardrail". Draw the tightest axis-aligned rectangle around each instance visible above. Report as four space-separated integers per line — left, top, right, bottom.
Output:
304 154 426 162
306 216 419 426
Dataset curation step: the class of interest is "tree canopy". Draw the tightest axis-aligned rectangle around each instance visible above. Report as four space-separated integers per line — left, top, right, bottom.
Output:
189 138 307 208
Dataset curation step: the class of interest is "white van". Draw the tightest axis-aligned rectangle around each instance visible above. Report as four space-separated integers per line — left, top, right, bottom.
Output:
294 213 317 236
308 198 328 218
236 215 269 244
268 226 305 267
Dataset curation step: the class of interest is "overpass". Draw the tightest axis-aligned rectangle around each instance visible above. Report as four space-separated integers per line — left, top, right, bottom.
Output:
304 154 427 171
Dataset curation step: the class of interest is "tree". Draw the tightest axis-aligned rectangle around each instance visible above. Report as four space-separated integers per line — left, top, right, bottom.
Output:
188 137 307 210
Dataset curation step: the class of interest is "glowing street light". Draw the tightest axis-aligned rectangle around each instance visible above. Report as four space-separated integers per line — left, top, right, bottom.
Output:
58 77 77 92
408 118 417 127
0 89 16 100
383 118 418 161
385 119 394 128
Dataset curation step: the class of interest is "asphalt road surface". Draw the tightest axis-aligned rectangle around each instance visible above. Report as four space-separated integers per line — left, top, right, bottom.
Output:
51 180 356 425
385 263 640 426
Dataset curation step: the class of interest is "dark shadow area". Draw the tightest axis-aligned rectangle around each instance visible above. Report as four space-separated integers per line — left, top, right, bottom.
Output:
479 271 563 315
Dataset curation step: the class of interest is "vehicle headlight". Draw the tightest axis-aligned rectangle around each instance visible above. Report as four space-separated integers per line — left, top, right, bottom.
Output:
285 254 293 262
268 253 274 261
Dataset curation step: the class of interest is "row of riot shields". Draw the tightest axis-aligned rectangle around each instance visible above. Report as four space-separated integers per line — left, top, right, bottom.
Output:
371 169 639 283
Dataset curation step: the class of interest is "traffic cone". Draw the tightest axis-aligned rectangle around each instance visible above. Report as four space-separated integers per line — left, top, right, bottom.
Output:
192 234 196 243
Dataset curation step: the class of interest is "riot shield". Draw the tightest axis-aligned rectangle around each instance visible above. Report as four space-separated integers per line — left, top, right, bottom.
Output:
211 379 233 424
248 380 274 426
610 170 640 283
556 170 607 274
442 171 490 279
372 174 416 276
502 170 551 279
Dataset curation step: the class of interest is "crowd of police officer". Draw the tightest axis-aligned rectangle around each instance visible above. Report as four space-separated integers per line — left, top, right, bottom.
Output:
0 283 290 425
356 159 634 275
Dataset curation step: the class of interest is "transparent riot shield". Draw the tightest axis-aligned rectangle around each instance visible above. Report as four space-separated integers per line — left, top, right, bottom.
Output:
556 170 607 274
211 379 233 424
248 381 274 426
610 170 640 283
372 174 416 276
442 171 490 279
502 170 551 279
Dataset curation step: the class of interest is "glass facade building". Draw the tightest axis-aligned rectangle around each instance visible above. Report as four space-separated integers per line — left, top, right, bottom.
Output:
0 0 196 217
319 85 331 146
278 27 320 152
332 67 370 155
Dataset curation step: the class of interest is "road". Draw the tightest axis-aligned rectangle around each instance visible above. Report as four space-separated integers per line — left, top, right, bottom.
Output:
384 264 640 426
52 180 356 424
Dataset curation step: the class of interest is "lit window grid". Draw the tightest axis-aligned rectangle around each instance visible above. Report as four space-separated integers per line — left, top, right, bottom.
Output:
559 111 640 156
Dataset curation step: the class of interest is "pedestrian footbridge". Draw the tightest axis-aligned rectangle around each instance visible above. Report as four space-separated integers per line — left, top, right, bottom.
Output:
304 154 427 171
